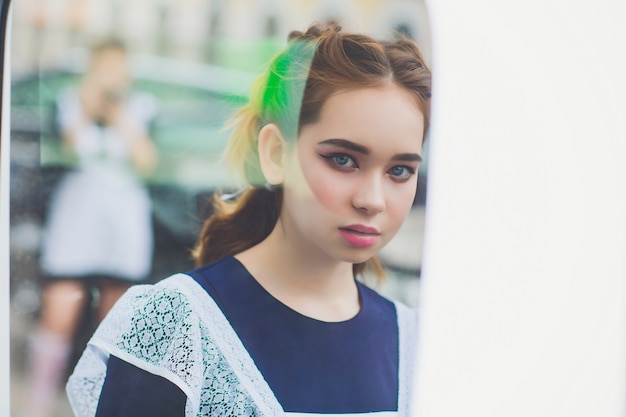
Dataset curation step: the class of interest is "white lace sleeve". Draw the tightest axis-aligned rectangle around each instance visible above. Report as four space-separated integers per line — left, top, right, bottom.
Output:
395 302 419 417
66 274 282 417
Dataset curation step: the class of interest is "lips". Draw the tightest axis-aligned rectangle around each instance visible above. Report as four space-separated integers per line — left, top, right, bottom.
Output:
338 224 381 248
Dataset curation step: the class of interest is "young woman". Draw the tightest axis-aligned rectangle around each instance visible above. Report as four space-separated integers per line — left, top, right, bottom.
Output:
67 22 431 417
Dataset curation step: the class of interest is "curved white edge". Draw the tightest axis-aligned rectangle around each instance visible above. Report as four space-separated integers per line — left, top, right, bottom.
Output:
0 1 13 415
417 1 626 416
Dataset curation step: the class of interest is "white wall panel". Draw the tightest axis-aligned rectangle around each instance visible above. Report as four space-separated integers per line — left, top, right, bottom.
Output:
415 1 626 416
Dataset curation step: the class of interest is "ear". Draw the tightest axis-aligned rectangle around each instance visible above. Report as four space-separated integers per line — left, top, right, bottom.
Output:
258 123 286 185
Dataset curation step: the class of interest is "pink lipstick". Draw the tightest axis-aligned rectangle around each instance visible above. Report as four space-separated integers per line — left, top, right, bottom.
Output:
338 224 380 248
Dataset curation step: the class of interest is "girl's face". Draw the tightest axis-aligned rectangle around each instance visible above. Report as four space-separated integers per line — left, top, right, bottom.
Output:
280 83 424 265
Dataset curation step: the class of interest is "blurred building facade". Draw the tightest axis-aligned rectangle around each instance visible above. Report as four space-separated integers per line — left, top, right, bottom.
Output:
11 0 431 74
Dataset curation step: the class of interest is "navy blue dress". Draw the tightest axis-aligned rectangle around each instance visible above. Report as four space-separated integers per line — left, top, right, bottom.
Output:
95 256 399 416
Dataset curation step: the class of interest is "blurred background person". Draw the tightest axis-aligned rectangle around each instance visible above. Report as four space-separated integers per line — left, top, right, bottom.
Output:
25 39 158 417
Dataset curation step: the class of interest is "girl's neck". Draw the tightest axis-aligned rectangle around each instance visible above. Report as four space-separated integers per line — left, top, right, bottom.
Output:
234 221 360 322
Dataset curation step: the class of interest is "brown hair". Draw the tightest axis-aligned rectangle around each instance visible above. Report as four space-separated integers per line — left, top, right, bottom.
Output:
193 21 431 280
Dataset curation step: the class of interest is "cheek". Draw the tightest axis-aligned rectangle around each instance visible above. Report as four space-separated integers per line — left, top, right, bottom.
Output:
311 175 341 208
387 185 417 225
301 161 350 213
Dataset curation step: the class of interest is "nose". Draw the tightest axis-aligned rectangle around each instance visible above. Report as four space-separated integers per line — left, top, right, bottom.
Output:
352 174 386 214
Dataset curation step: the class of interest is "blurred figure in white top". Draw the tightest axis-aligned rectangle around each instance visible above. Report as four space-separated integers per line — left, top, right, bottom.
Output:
26 38 158 417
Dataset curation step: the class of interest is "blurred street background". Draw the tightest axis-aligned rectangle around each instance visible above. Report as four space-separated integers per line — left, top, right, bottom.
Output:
9 0 430 415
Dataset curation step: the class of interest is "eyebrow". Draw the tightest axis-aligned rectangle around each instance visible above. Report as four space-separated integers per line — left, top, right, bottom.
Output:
318 138 422 162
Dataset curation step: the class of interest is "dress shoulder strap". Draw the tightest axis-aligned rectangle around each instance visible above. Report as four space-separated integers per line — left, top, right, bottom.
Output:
394 301 419 417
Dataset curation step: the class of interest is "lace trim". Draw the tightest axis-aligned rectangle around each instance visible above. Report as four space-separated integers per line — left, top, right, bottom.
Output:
173 274 285 416
66 273 416 417
67 275 284 417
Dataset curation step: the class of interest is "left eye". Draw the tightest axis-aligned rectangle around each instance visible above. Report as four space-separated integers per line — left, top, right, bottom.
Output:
389 165 415 180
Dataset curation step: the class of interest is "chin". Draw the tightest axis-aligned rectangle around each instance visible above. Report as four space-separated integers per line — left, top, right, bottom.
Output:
338 250 378 266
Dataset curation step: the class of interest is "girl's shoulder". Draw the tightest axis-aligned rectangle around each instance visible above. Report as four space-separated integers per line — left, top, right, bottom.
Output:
121 273 199 307
355 280 419 332
97 273 209 349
